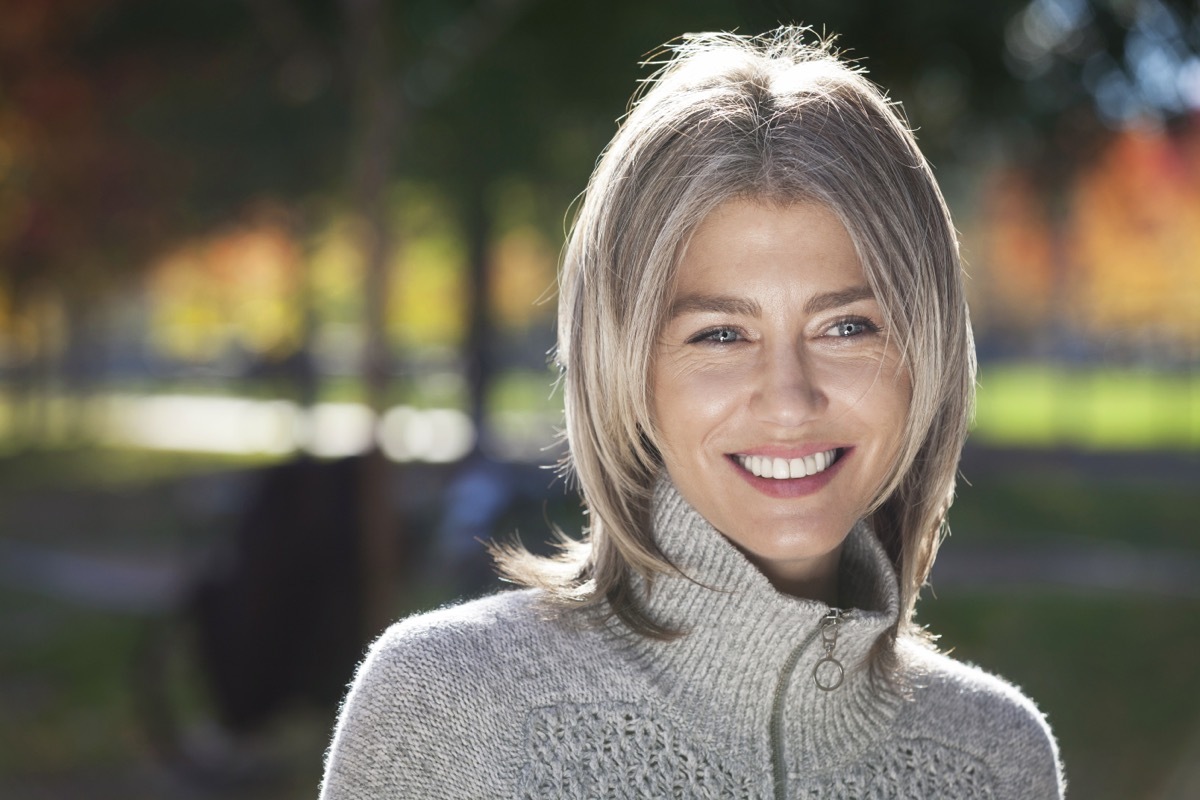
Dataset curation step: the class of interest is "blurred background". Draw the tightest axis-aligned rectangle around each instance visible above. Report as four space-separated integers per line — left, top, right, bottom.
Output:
0 0 1197 797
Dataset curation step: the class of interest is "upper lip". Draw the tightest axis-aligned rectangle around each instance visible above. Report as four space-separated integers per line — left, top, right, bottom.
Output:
729 443 846 459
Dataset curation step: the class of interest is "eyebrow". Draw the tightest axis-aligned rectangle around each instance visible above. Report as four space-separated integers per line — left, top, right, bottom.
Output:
667 284 877 320
668 294 761 319
803 285 877 315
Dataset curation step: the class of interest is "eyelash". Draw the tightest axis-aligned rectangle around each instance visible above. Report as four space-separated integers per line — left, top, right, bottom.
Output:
685 316 881 345
687 327 744 345
826 316 881 338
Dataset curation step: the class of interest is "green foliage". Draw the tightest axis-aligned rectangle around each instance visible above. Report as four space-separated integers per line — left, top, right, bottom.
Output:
974 363 1200 449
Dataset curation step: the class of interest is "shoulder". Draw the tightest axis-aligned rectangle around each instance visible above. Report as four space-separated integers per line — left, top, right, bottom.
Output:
361 588 611 685
895 638 1066 799
366 587 554 670
321 589 582 799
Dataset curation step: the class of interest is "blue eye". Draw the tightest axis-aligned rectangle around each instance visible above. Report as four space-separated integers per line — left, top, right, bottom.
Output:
828 318 878 338
689 327 741 345
711 329 739 343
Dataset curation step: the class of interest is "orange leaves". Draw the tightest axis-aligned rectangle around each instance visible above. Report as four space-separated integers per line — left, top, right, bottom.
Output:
976 168 1057 329
974 117 1200 355
1068 123 1200 352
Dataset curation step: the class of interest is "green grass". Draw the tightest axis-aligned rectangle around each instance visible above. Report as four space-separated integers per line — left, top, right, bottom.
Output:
0 445 278 492
0 588 330 795
974 363 1200 449
0 588 145 775
951 475 1198 550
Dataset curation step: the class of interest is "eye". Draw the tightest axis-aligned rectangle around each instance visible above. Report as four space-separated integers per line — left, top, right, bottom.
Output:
825 317 879 338
688 327 742 345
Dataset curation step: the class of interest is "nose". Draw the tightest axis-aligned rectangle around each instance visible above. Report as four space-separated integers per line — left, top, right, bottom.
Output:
748 342 828 426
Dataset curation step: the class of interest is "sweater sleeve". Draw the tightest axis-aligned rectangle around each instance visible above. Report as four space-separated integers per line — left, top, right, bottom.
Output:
319 622 456 799
321 598 535 800
980 679 1065 800
319 592 538 799
902 644 1066 800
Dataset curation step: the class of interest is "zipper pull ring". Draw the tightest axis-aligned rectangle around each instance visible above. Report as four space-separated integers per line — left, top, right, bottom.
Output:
813 609 845 691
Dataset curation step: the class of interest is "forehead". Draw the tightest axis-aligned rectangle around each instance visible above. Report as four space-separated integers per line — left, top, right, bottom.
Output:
670 198 868 301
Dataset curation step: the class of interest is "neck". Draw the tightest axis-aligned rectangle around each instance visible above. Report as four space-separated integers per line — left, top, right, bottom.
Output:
743 544 843 605
641 475 900 620
611 477 906 770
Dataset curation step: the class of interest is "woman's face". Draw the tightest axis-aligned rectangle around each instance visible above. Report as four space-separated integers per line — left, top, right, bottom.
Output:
652 198 911 598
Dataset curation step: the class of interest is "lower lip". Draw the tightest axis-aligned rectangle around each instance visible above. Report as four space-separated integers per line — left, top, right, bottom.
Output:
727 449 850 498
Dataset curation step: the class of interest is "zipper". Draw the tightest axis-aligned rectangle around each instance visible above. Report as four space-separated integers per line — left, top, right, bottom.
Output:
813 609 846 691
770 609 846 800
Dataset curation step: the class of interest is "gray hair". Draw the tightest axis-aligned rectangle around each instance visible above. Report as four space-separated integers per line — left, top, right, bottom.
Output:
493 27 975 643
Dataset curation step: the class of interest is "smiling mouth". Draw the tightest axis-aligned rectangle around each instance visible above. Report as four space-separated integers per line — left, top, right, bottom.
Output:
733 448 843 480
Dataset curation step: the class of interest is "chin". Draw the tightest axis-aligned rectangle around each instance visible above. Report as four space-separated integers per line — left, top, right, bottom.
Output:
722 519 849 567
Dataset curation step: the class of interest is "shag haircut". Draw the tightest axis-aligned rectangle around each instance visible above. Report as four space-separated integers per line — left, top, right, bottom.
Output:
493 27 976 643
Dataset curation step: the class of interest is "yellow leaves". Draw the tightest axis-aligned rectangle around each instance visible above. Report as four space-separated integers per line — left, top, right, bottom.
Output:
309 218 362 322
489 225 556 330
142 183 560 365
390 233 466 347
148 221 302 361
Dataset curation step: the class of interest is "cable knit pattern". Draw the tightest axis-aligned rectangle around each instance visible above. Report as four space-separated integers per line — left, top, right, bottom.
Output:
320 477 1065 799
798 738 995 798
518 702 754 799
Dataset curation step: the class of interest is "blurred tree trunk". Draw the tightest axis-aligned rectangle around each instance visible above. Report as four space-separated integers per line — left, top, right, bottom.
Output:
0 284 31 448
338 0 533 635
463 171 493 446
61 283 103 444
21 291 58 447
287 205 320 410
345 0 404 638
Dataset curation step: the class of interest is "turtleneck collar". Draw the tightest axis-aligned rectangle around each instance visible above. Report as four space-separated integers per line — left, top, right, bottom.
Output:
615 476 905 771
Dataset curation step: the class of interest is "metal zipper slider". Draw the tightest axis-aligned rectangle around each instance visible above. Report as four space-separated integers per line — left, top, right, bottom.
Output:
812 608 845 691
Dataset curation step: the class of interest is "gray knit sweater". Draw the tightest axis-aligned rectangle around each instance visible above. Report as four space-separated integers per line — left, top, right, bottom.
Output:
321 480 1065 798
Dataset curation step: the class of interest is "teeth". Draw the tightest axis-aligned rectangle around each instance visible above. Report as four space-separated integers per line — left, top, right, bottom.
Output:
738 449 839 480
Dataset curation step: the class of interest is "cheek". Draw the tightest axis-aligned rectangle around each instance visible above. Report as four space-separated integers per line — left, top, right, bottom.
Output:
652 360 747 453
814 350 911 414
863 372 912 457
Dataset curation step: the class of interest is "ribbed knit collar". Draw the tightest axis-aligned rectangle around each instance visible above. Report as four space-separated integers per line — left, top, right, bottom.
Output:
620 476 905 771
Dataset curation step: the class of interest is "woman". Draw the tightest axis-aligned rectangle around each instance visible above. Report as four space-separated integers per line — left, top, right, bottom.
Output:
321 28 1065 798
